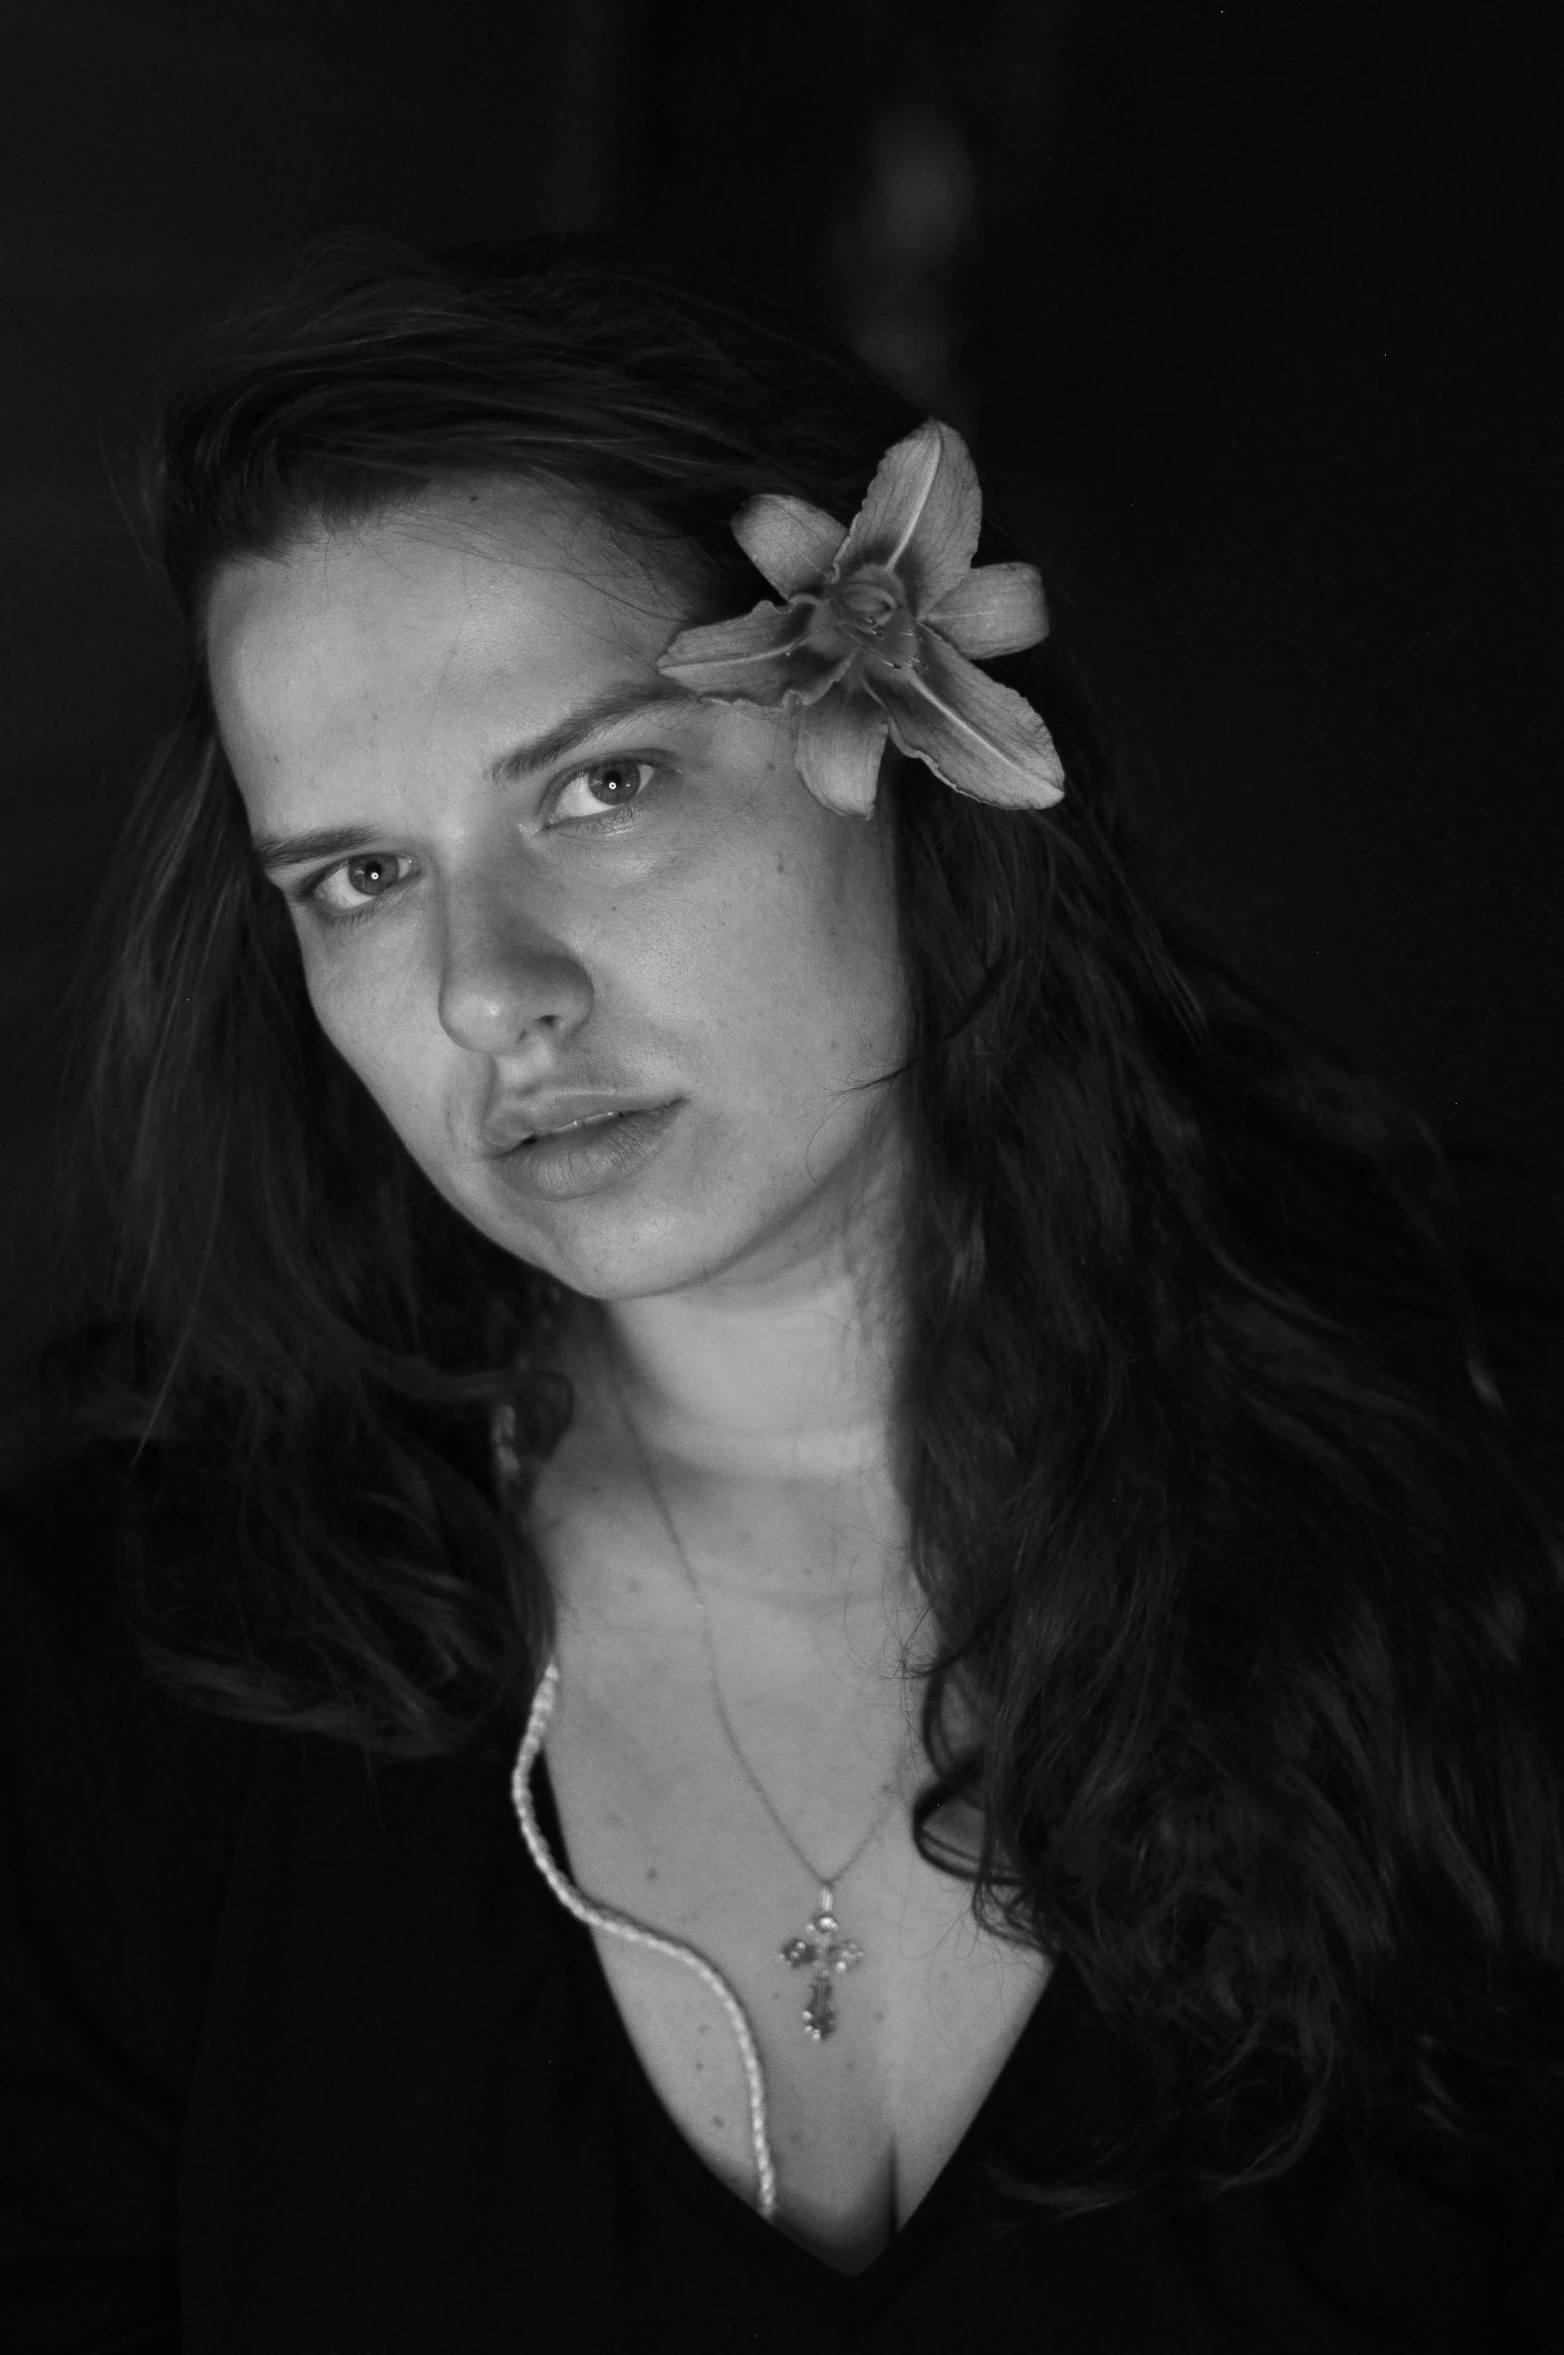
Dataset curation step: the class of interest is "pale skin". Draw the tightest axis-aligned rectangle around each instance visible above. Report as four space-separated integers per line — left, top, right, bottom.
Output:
208 479 1051 2274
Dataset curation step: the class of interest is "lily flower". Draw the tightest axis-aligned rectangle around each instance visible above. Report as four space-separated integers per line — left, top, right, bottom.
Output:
656 418 1065 817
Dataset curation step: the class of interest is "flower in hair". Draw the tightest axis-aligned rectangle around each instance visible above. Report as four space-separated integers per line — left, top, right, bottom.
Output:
656 419 1065 817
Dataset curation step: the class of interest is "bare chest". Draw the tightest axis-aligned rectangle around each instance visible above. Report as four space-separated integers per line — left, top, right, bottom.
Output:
539 1633 1053 2273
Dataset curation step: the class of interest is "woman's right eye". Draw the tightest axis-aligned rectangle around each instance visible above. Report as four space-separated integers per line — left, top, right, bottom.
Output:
308 853 413 919
551 756 657 823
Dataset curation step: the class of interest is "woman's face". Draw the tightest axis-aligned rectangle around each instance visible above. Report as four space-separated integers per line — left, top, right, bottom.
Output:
207 480 910 1304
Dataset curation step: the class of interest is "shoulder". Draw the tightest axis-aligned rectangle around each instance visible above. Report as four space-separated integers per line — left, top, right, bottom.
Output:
1258 2072 1564 2343
1 1437 141 1693
0 1442 265 2345
1 1438 146 1771
0 1437 257 1976
0 1437 228 1746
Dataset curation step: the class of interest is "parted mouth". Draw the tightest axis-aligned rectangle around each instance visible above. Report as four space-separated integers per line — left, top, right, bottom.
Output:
535 1111 615 1138
481 1095 680 1155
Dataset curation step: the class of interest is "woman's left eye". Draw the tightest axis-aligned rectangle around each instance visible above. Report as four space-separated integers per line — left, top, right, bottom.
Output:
551 757 657 823
310 852 414 917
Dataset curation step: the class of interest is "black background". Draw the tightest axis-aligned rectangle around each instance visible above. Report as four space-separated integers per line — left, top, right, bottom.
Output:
2 0 1559 1439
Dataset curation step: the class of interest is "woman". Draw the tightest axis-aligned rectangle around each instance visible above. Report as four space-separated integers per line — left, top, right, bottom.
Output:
3 235 1562 2350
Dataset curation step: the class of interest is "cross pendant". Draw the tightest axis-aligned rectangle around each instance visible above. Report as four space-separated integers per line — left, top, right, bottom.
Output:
779 1886 865 2041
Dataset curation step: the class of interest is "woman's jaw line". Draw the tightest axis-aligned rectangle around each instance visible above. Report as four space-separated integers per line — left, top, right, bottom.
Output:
574 1125 911 1469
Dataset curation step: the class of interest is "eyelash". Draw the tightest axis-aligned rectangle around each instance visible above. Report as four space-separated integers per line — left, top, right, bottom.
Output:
295 756 662 926
302 855 413 928
551 755 658 827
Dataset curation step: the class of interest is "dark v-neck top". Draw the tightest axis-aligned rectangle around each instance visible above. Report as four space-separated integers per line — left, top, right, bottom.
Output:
3 1452 1563 2354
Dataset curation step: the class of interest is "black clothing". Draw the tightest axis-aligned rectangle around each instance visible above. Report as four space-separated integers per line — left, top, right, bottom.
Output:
3 1452 1562 2353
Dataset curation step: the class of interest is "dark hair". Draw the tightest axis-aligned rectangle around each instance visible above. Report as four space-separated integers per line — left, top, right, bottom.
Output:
58 232 1564 2215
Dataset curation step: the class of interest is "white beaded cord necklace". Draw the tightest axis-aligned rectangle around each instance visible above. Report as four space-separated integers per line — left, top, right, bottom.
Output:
509 1660 778 2218
498 1394 779 2221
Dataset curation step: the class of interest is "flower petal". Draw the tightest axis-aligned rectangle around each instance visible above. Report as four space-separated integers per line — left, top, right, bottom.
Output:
834 420 981 612
922 562 1049 659
874 628 1065 809
733 495 850 596
658 598 824 705
792 688 890 818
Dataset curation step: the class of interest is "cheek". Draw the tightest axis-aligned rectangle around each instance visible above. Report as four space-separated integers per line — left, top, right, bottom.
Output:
297 933 448 1138
687 822 905 1096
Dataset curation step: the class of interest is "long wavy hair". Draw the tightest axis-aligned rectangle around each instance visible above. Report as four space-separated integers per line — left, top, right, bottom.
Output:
56 233 1564 2215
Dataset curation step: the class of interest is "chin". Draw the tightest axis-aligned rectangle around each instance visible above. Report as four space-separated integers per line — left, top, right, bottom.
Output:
428 1113 842 1304
499 1217 757 1304
451 1169 747 1301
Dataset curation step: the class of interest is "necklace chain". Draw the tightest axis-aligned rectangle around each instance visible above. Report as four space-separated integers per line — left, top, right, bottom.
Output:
605 1350 902 1898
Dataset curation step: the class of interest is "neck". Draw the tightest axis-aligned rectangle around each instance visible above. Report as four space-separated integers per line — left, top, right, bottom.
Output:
598 1257 902 1488
579 1117 910 1495
547 1154 913 1621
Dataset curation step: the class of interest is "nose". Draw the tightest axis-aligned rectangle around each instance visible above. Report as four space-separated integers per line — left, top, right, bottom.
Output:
436 878 593 1058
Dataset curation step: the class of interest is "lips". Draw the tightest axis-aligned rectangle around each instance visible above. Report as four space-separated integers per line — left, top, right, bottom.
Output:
525 1109 621 1143
481 1093 679 1155
488 1098 684 1202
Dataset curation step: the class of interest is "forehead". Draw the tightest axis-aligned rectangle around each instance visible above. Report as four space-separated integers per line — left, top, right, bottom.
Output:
205 480 687 775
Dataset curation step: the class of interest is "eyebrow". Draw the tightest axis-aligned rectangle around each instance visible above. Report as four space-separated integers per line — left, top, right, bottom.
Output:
250 681 692 872
250 822 381 873
485 681 690 786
